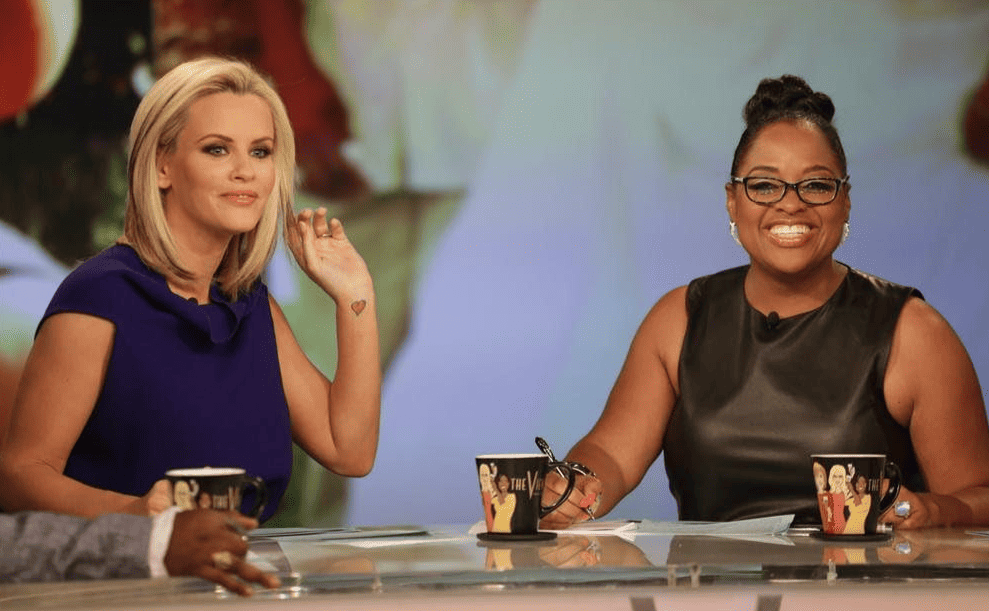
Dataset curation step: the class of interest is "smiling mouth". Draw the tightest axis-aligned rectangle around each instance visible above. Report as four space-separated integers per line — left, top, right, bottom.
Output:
224 193 258 204
769 224 810 236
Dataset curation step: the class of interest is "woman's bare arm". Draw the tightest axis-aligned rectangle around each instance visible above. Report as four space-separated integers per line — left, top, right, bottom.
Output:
541 286 687 528
270 293 381 477
0 313 154 516
884 297 989 527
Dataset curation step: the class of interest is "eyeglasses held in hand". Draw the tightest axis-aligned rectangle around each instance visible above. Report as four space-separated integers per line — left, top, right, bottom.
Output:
535 436 597 520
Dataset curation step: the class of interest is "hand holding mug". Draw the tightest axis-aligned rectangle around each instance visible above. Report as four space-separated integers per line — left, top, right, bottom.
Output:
539 471 603 530
812 454 901 537
475 454 575 540
127 479 173 516
879 486 931 530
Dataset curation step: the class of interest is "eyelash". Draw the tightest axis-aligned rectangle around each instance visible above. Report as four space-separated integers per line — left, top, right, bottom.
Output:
202 144 273 158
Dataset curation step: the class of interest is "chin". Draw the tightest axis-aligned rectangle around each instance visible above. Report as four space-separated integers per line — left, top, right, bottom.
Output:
759 252 818 277
776 257 834 279
223 211 266 235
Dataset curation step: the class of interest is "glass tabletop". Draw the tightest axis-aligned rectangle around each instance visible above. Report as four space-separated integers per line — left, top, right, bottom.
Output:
253 523 989 589
3 524 989 609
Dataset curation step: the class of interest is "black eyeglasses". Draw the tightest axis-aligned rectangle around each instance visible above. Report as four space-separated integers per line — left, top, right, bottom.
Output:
730 175 850 206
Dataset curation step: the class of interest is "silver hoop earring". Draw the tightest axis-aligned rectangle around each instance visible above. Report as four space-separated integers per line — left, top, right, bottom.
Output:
729 221 741 246
840 221 850 245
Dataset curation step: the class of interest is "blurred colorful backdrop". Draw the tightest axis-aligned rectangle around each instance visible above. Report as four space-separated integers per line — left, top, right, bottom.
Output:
3 0 988 527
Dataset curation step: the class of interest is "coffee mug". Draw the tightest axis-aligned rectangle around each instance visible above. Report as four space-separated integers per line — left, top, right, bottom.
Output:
165 467 268 518
476 454 575 540
811 454 901 536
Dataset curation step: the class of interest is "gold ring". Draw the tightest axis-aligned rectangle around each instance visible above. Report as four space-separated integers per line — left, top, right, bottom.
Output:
319 233 331 238
211 551 235 571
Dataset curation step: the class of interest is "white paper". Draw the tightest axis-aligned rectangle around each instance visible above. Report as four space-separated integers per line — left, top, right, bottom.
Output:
636 514 794 536
250 526 428 542
549 520 640 541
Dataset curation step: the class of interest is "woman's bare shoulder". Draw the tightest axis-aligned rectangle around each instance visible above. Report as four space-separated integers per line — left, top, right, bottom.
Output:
640 285 689 335
886 295 980 424
634 285 689 372
892 296 964 357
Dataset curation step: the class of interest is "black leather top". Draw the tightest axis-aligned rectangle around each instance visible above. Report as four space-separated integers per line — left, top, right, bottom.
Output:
664 264 925 524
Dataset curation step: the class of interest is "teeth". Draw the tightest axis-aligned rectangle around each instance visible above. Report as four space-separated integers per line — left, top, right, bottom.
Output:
769 225 809 236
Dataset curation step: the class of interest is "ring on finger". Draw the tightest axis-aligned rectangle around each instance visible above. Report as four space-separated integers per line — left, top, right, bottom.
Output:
211 551 235 571
894 500 912 519
588 493 602 514
224 518 249 543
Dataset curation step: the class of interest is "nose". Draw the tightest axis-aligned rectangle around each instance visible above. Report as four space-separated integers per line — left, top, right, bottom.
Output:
230 151 256 182
774 184 807 213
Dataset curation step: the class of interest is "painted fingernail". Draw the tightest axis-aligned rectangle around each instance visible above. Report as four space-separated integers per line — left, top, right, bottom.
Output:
579 493 597 509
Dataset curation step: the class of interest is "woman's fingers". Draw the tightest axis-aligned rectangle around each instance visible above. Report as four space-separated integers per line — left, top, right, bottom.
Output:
199 564 254 597
878 487 929 530
311 207 331 238
144 479 173 516
291 209 347 265
166 509 278 597
294 207 336 240
234 560 282 590
328 217 347 240
540 473 601 529
227 513 259 534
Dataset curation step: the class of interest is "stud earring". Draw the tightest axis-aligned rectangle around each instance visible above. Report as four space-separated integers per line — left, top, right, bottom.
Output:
729 221 741 246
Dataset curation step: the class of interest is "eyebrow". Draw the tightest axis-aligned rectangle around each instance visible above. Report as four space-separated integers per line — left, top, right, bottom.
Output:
196 134 275 145
745 164 838 176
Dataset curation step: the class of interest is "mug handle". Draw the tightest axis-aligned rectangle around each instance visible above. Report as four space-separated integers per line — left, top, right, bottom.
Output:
241 476 268 519
540 461 576 517
877 460 902 514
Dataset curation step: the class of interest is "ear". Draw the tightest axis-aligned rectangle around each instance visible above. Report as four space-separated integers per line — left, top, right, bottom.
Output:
156 152 172 191
725 181 737 223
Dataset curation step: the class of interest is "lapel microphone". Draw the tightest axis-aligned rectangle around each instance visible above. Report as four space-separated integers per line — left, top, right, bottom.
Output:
766 311 781 331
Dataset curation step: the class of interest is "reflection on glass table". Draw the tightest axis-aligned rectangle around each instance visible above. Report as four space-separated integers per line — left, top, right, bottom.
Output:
3 524 989 610
247 524 989 590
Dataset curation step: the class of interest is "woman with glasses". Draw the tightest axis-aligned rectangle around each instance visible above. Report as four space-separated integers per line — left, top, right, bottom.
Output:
542 75 989 530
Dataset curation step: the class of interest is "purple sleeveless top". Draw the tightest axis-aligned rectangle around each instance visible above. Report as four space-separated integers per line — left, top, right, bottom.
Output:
40 245 291 522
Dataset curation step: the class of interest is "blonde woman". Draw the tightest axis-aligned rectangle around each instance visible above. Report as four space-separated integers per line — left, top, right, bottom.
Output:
0 58 381 522
827 465 849 534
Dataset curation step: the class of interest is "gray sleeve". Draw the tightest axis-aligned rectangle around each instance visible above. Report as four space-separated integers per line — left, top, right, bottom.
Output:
0 512 152 582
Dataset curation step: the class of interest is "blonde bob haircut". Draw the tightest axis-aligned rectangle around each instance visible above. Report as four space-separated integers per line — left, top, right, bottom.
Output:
124 56 296 299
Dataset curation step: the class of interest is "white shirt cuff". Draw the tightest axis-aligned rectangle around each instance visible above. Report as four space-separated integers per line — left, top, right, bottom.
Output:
148 506 181 578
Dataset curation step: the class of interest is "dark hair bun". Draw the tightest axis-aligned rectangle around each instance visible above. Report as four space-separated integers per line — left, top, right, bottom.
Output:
743 75 835 126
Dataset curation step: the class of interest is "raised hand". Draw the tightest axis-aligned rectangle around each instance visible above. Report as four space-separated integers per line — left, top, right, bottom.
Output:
286 207 373 307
